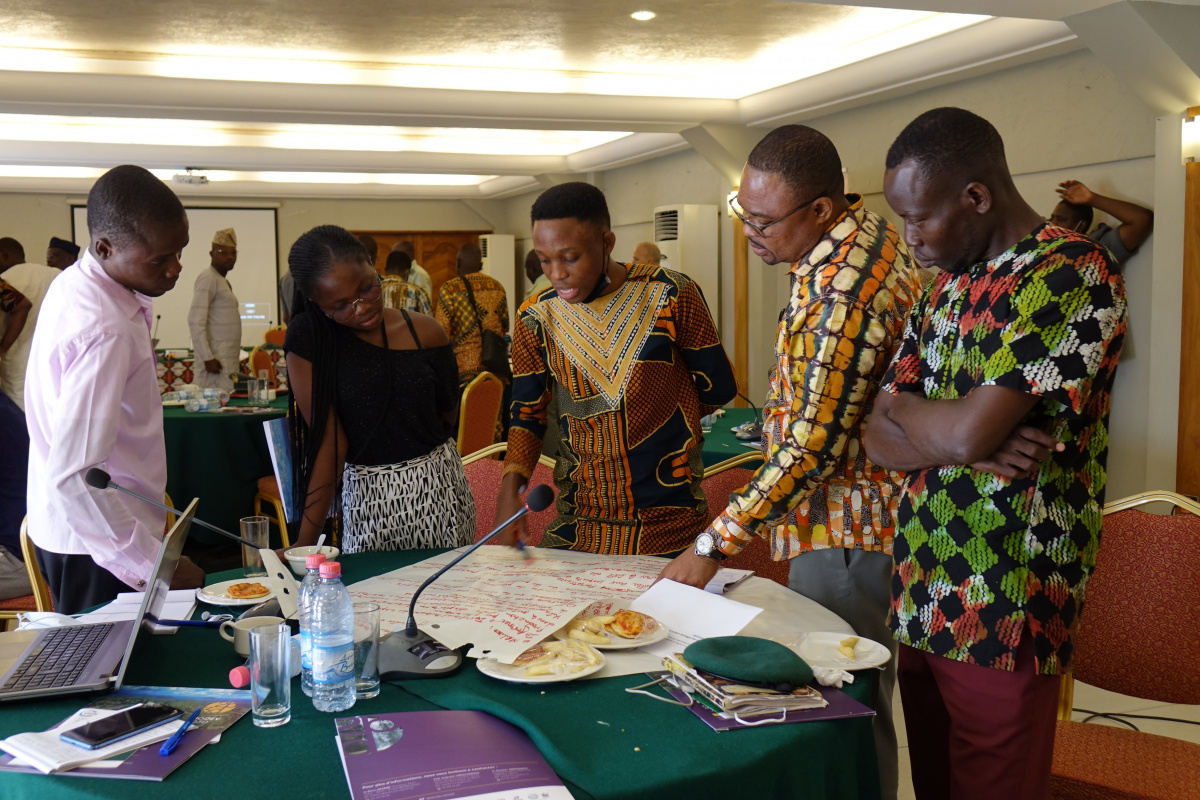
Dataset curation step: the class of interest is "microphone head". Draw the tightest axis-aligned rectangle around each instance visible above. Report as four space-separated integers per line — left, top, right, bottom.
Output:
84 467 112 490
524 484 555 513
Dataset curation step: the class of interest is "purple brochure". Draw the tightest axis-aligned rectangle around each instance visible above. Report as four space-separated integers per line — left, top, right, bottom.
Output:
334 710 573 800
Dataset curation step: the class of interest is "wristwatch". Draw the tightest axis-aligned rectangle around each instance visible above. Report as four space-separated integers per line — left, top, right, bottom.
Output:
694 531 727 561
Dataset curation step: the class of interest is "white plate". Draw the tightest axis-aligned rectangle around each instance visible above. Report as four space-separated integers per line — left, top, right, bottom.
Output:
476 647 607 684
798 631 891 671
551 600 669 651
196 578 275 607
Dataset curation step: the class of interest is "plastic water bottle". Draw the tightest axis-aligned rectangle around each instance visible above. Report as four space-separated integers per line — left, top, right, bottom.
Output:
310 561 356 712
184 398 210 412
297 552 327 697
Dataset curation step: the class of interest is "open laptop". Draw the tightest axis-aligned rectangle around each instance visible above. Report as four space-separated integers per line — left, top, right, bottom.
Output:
0 498 197 702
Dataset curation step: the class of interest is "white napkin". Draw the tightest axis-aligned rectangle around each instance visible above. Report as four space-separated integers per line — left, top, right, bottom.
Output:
812 666 855 688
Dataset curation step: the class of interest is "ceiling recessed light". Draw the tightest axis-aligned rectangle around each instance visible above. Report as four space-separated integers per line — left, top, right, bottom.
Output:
630 10 656 21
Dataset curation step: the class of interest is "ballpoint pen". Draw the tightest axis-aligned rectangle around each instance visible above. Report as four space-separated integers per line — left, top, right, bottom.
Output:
159 707 202 756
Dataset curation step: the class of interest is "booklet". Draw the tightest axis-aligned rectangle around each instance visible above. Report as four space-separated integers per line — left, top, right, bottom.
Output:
0 686 252 781
335 710 574 800
661 652 827 717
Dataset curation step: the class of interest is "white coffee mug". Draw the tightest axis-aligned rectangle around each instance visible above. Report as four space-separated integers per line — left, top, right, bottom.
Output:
220 615 285 658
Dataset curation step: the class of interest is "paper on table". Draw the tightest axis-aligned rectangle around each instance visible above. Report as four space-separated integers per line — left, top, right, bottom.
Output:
0 706 184 774
76 590 198 634
630 578 762 659
704 568 753 595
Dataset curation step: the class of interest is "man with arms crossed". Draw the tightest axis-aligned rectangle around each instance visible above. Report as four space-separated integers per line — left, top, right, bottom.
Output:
659 125 921 800
26 165 205 614
864 108 1126 800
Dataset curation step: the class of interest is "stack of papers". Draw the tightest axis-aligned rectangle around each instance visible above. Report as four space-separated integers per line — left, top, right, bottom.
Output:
77 589 197 634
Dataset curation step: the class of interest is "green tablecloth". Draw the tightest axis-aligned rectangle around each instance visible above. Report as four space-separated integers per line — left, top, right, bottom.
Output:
0 550 880 800
161 398 288 546
702 407 766 468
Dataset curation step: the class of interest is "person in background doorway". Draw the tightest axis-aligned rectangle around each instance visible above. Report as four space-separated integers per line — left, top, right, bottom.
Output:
392 240 434 303
0 237 59 409
25 165 205 614
630 241 662 266
523 248 551 300
1048 179 1153 270
188 228 241 392
435 242 509 386
381 250 432 315
45 236 80 270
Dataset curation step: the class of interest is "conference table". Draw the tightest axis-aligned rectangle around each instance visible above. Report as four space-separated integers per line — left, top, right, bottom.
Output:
702 407 765 469
0 549 883 800
162 397 288 546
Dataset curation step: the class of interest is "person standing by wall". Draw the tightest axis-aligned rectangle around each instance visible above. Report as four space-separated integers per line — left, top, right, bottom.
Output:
188 228 241 391
0 237 59 409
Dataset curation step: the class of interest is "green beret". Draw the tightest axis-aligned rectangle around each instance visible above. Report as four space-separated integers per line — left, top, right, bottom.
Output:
684 636 813 688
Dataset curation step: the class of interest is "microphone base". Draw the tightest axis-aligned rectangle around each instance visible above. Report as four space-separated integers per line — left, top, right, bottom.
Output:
378 627 465 681
733 422 763 441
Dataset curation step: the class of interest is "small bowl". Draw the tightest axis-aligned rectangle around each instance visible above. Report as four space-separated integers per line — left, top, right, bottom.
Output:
284 545 340 577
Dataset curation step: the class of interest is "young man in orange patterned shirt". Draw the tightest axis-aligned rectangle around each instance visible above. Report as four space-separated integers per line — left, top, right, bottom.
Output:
658 125 922 800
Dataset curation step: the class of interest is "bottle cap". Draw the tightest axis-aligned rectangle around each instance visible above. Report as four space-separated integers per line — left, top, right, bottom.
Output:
229 665 250 688
319 561 341 578
306 553 327 569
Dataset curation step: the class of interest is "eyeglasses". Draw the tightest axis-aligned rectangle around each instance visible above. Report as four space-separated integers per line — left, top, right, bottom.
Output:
324 275 382 322
728 190 826 238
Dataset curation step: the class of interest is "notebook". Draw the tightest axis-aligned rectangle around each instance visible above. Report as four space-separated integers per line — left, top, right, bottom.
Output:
0 498 197 702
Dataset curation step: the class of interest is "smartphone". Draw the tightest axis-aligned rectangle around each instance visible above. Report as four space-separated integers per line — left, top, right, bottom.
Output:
60 703 184 750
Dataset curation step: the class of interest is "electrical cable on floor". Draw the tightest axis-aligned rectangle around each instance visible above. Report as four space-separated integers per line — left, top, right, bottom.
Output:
1073 708 1200 733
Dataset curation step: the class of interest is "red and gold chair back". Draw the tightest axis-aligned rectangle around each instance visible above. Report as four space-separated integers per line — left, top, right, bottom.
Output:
457 371 504 456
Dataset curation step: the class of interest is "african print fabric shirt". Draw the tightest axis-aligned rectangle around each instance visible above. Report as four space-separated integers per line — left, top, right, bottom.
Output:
504 264 737 556
381 275 432 316
435 273 509 382
881 223 1127 674
709 196 922 560
0 278 25 315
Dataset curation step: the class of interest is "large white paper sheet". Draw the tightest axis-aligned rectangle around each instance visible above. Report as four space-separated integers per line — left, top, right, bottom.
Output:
346 547 671 665
630 578 762 659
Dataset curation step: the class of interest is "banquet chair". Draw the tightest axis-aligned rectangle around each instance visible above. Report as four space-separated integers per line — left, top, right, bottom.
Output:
18 518 53 613
247 346 278 388
462 443 556 546
700 454 790 587
1050 490 1200 800
456 371 504 456
263 325 287 347
253 476 291 549
0 520 40 626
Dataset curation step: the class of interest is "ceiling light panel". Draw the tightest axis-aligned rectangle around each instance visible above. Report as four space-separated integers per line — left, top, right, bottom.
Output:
0 114 630 156
0 9 987 99
0 165 493 186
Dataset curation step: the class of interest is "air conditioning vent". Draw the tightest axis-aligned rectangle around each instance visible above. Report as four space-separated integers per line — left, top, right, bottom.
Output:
654 209 680 241
479 237 489 258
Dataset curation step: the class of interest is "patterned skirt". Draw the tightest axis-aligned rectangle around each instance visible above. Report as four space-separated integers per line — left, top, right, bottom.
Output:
339 440 477 554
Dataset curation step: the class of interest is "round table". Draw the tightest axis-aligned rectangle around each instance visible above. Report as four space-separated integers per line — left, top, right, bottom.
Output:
702 406 766 469
162 397 287 546
0 549 883 800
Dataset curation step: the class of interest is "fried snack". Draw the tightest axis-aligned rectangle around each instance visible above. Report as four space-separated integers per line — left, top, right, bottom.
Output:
569 628 611 645
518 640 601 676
227 582 270 599
838 636 859 660
607 609 647 639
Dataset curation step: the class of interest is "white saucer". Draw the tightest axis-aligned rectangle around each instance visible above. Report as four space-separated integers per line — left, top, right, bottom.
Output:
798 631 891 671
196 578 276 607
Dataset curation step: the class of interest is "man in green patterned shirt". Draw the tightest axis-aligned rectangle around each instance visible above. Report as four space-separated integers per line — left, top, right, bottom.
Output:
865 107 1127 800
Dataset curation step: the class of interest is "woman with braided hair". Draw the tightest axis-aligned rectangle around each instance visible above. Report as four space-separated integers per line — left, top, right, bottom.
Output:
284 225 476 553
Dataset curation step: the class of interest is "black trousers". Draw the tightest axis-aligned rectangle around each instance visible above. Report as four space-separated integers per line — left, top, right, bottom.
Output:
35 549 130 615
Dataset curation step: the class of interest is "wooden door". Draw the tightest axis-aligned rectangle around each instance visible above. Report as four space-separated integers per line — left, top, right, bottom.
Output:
352 230 491 311
1178 160 1200 497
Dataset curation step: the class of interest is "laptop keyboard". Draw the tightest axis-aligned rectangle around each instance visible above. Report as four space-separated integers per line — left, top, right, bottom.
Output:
1 623 117 693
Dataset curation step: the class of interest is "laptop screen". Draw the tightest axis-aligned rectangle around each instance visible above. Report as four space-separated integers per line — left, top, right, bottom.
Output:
111 498 197 689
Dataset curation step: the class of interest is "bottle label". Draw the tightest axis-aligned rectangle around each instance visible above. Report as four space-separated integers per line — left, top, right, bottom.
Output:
312 643 354 684
299 631 312 670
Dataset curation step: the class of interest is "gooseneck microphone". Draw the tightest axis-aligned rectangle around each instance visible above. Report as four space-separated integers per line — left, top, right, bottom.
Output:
378 484 556 682
733 392 764 440
84 467 260 549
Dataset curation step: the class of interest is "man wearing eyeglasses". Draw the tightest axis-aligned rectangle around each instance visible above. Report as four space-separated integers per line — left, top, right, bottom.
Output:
657 125 922 800
187 228 241 391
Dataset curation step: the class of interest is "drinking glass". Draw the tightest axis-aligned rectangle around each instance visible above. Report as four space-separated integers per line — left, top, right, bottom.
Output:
249 623 292 728
240 516 269 577
353 602 380 699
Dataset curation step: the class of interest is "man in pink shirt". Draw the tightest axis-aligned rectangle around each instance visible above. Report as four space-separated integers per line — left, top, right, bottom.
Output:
25 165 205 613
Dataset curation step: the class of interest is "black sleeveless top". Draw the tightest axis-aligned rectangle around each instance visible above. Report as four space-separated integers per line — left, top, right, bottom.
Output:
285 310 459 466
